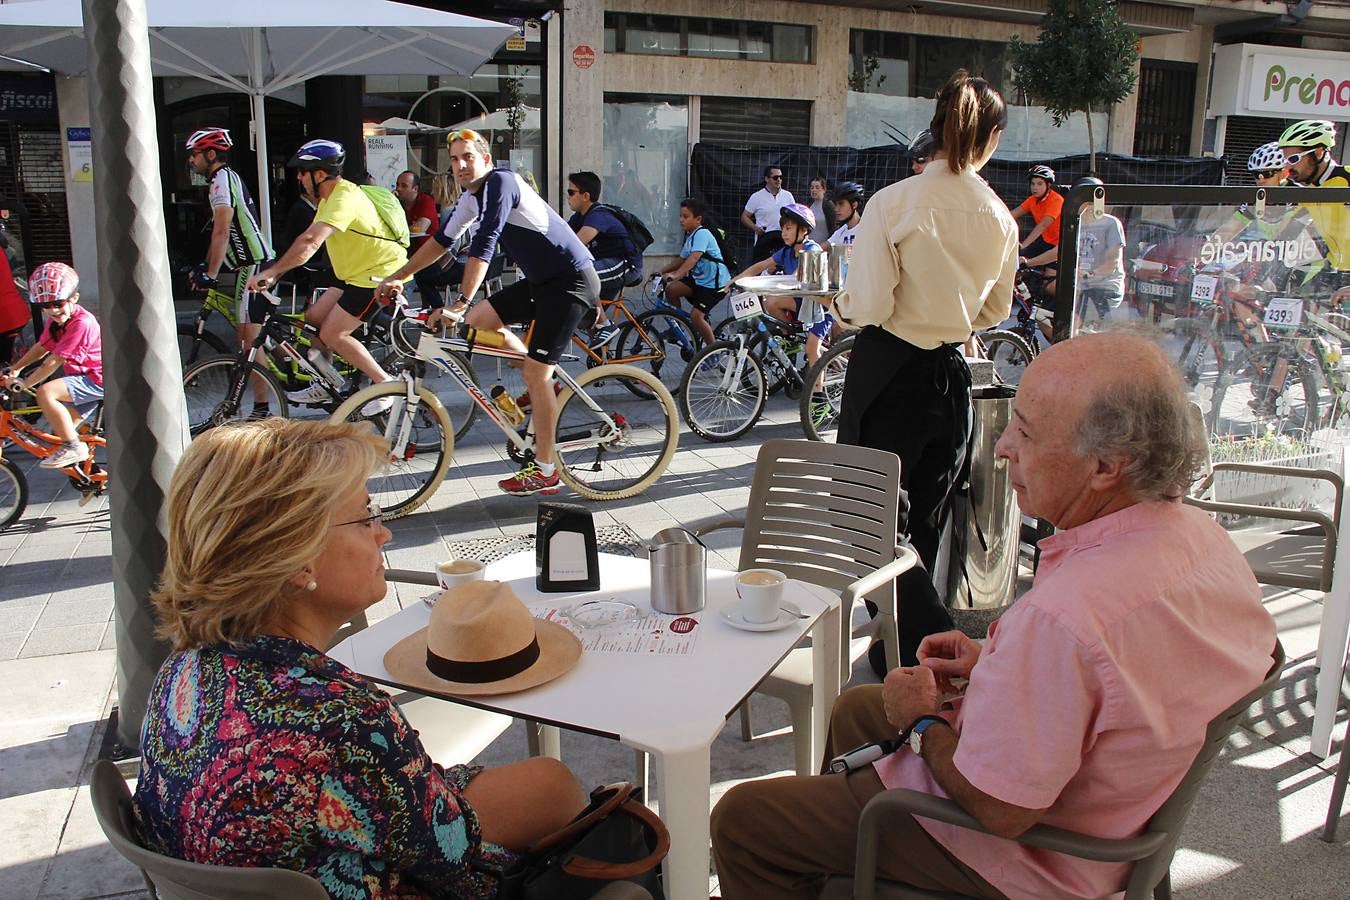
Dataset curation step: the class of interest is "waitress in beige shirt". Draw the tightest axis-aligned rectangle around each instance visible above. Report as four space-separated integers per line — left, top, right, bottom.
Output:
834 70 1018 668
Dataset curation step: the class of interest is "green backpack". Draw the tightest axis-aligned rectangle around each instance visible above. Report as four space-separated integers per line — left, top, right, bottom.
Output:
351 183 411 249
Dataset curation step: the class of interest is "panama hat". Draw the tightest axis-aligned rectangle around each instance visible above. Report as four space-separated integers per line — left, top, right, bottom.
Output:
384 580 581 696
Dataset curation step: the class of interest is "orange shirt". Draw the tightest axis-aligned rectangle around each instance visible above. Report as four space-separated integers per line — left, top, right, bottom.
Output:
1023 190 1064 246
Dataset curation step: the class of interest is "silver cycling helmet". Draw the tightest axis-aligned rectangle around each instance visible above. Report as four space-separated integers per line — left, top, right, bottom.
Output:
1247 142 1288 172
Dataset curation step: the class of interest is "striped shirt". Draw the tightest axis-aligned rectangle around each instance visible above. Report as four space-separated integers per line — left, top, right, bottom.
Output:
208 166 272 270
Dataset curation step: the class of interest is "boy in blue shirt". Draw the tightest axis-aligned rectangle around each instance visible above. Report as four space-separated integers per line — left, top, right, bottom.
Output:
733 202 822 324
657 197 730 346
566 170 643 348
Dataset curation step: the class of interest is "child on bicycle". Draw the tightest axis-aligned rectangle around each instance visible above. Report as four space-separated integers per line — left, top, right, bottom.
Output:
657 198 730 346
0 262 102 468
733 202 823 324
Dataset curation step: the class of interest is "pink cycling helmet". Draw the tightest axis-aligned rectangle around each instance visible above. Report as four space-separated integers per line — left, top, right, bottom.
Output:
28 261 79 306
780 202 816 231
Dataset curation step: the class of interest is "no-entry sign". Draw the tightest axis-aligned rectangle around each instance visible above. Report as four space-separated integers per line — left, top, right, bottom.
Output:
572 44 596 69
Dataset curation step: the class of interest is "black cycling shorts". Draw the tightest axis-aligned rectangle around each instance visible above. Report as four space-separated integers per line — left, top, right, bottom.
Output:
336 283 386 323
489 267 601 365
224 266 273 325
679 275 726 314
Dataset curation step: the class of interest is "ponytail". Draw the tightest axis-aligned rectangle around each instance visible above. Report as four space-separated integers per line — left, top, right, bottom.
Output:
929 69 1007 174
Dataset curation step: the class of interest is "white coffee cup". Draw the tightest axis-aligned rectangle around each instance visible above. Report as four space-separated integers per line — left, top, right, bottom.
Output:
735 568 786 624
436 559 485 591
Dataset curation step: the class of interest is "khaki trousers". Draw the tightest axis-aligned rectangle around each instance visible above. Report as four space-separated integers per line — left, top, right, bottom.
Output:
710 685 1006 900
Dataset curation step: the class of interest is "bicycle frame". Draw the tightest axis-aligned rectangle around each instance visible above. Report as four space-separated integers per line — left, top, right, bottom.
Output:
0 394 107 489
393 316 626 459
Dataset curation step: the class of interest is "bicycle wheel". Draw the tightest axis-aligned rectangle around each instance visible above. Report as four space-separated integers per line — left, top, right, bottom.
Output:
616 309 704 399
799 335 853 441
553 364 679 501
679 340 767 442
1210 345 1319 445
1159 318 1225 429
330 381 454 520
395 350 478 442
177 324 229 368
0 455 27 530
981 330 1036 387
713 315 755 344
182 357 289 437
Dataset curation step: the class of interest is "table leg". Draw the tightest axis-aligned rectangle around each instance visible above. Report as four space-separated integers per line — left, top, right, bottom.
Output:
655 744 712 900
525 721 562 760
811 601 842 773
1312 581 1350 759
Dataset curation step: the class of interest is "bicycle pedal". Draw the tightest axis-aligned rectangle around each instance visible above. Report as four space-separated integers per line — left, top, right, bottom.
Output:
78 492 96 508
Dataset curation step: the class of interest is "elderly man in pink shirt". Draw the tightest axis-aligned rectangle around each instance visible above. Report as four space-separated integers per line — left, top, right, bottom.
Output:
711 332 1278 900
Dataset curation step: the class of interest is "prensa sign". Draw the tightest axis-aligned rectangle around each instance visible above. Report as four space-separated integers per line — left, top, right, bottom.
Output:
1211 43 1350 122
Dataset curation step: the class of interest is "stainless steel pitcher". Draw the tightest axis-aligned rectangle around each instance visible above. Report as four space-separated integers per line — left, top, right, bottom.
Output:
828 243 849 290
797 249 827 291
648 528 706 614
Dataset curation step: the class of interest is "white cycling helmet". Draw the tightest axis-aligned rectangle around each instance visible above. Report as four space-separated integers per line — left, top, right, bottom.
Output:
1247 142 1288 173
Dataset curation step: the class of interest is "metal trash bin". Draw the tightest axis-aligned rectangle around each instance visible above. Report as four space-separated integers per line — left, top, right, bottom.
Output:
945 385 1020 611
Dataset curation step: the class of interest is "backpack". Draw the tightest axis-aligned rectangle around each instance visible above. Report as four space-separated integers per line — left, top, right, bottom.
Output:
696 226 737 275
594 203 654 254
351 183 411 249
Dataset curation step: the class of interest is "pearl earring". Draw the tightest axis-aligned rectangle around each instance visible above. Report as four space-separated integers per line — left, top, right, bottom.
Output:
306 580 317 592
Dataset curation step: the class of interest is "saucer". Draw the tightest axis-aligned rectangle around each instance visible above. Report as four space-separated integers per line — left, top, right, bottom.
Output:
720 600 802 632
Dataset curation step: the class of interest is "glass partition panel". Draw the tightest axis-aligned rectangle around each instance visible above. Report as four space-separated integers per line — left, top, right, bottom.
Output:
602 94 689 255
1051 185 1350 521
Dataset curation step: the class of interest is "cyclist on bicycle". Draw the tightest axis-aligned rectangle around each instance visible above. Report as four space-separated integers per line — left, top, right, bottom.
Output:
0 262 102 468
1010 164 1063 269
248 140 405 416
565 170 643 349
185 127 274 416
1279 119 1350 304
656 198 730 346
376 129 600 496
801 182 868 426
1070 176 1126 324
733 202 823 324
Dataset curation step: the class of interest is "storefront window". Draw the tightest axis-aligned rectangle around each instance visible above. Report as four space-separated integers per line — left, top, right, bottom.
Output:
607 14 812 63
602 94 689 255
362 65 544 194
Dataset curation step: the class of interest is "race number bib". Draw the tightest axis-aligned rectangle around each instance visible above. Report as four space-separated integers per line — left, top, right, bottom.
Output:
1263 297 1304 330
730 291 764 321
1190 274 1218 305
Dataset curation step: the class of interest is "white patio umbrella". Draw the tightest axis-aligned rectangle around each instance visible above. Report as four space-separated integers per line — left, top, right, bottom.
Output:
0 0 514 232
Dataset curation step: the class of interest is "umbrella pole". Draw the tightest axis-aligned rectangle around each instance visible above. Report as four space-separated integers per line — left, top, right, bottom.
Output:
83 0 183 750
252 90 272 240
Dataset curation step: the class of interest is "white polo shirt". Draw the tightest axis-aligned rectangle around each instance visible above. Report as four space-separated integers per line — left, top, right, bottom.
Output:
744 186 796 233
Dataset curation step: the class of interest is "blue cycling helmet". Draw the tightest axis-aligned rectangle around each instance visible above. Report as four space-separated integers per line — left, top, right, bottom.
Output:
780 202 816 231
287 139 346 174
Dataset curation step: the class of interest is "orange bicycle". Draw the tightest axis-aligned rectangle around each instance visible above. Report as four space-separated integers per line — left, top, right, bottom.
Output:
0 382 107 529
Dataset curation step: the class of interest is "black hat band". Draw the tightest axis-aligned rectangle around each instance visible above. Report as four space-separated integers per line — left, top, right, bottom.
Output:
426 636 540 683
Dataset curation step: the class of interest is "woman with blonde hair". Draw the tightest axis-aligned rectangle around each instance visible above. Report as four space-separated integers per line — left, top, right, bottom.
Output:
833 69 1018 670
133 418 585 897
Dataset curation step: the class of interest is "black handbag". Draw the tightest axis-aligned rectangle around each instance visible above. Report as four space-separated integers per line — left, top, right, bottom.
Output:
496 782 669 900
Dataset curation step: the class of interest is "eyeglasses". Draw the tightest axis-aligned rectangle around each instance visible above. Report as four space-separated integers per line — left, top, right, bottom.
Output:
1254 170 1284 180
913 156 929 164
33 298 70 309
447 129 485 146
1283 150 1311 166
566 188 579 196
767 174 784 180
336 499 383 529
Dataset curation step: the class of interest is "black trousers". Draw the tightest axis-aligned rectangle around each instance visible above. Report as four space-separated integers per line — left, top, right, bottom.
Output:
751 230 785 264
839 325 971 666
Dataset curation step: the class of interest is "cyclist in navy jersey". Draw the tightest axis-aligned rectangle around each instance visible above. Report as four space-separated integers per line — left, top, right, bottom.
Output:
377 129 600 496
566 169 642 348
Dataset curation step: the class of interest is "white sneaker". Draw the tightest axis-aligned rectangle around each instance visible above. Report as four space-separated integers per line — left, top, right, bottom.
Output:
41 441 89 469
286 384 332 405
361 392 396 417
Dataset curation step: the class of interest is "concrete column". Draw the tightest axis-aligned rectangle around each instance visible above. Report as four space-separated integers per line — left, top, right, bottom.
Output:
83 0 185 750
812 15 850 142
55 76 97 310
561 0 603 208
1107 54 1142 156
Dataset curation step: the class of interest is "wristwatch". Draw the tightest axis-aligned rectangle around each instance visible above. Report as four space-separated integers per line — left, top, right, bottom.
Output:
905 715 951 756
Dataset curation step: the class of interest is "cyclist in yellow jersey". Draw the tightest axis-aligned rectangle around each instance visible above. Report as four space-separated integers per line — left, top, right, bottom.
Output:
249 140 406 415
1278 119 1350 304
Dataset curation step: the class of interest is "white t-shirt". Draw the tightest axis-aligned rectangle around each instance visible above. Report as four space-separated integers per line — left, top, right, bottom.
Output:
744 187 797 233
829 221 860 246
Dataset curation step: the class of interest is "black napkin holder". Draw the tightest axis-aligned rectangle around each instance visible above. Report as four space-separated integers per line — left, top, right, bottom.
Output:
536 501 599 592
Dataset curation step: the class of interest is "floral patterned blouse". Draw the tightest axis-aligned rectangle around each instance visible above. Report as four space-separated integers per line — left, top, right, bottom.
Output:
134 634 514 898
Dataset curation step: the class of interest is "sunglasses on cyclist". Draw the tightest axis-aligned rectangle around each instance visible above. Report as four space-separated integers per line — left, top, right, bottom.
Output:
447 129 486 146
566 188 579 195
1282 150 1313 166
913 156 929 164
1254 169 1284 180
767 173 784 180
336 499 383 529
32 298 71 309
